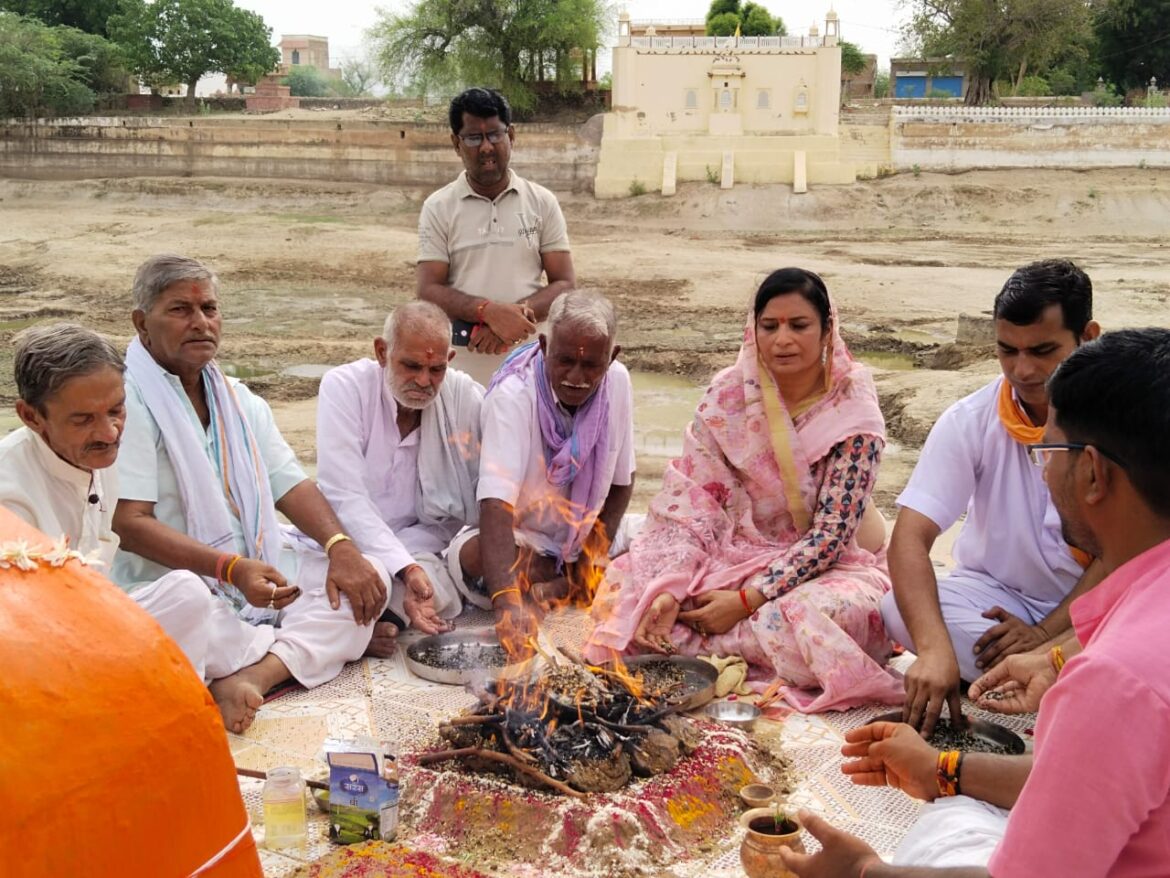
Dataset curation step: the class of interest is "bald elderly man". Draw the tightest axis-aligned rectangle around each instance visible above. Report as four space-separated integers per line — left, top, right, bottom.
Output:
315 301 484 654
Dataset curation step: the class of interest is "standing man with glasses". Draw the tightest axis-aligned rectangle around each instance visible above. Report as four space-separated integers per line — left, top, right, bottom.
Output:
417 87 576 387
880 259 1106 736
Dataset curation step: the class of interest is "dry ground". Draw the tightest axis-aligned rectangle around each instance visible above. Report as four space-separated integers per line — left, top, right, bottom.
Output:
3 167 1169 513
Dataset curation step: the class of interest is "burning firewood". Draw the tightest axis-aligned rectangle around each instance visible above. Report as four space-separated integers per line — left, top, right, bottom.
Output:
424 653 708 797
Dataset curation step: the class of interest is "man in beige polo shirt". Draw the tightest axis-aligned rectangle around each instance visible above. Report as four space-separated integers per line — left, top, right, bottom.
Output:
417 87 576 387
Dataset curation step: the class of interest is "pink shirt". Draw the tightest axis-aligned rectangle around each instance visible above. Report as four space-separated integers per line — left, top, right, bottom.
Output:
989 537 1170 877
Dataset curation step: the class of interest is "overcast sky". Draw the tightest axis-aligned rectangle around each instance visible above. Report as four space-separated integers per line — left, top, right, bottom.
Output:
235 0 908 70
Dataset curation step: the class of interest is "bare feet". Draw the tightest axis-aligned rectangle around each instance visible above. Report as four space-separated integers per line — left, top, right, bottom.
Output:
209 653 291 734
209 673 265 734
365 620 399 658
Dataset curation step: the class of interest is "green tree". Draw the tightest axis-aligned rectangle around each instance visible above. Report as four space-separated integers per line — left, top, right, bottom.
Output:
1095 0 1170 91
839 39 867 76
56 25 130 96
368 0 607 112
705 0 739 22
740 3 777 36
284 66 330 97
704 0 784 36
902 0 1093 105
0 0 136 38
0 12 95 116
110 0 277 101
874 69 891 98
706 11 740 37
336 55 380 97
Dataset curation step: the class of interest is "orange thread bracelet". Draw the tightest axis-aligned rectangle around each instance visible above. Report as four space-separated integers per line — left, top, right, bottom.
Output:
739 588 753 613
214 552 232 583
490 586 521 604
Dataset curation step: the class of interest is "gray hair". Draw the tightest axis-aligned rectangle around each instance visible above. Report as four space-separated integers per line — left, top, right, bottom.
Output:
382 300 451 349
132 253 219 311
547 290 617 346
13 323 125 411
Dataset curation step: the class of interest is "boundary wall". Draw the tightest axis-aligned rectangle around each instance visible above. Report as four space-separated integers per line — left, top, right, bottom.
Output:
892 106 1170 170
0 116 600 193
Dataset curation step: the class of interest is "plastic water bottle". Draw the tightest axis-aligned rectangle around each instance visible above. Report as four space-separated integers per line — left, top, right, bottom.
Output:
380 744 400 842
263 766 307 849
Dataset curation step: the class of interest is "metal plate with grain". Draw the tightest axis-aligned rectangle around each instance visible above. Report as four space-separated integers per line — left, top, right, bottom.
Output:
873 711 1026 755
405 628 512 686
603 655 719 711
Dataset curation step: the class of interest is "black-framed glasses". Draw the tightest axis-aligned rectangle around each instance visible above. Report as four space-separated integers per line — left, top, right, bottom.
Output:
458 128 509 147
1027 442 1127 468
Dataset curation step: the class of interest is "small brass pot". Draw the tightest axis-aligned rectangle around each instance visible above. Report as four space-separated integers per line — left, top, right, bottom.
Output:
739 808 805 878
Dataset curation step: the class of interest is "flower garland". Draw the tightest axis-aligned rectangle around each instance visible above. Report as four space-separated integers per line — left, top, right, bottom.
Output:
0 537 104 571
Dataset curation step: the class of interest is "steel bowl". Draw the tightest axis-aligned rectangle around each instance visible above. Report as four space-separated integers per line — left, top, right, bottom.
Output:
705 700 761 731
404 628 513 686
872 711 1026 755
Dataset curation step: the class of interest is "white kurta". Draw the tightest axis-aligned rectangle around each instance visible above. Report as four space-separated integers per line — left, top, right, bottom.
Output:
477 360 636 561
882 376 1085 680
0 427 216 678
315 358 483 622
113 370 387 689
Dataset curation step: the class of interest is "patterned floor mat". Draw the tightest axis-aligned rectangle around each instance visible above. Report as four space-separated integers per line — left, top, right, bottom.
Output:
231 607 1034 877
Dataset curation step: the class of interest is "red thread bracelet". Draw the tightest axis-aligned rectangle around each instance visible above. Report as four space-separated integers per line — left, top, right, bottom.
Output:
739 588 753 613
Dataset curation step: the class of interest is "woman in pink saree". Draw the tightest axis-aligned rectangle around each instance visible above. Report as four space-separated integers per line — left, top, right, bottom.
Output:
585 268 903 712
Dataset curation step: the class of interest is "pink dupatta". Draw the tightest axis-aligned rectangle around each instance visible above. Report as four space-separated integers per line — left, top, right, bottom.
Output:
587 302 898 709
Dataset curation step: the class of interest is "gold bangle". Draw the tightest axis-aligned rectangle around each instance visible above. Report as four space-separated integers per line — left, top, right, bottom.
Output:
324 533 352 556
1050 644 1067 673
224 555 243 586
490 586 521 604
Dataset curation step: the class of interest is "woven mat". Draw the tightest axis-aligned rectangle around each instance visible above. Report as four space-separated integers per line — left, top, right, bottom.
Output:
231 607 1035 877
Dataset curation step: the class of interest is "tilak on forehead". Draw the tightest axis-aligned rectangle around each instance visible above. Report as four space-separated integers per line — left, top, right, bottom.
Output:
577 345 585 357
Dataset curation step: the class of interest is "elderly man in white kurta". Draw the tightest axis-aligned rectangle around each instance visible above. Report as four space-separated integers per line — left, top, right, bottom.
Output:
451 290 637 645
0 323 214 674
316 301 483 655
111 254 389 734
882 259 1106 738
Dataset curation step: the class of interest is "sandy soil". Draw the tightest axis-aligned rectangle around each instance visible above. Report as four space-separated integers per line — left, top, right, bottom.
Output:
3 167 1169 516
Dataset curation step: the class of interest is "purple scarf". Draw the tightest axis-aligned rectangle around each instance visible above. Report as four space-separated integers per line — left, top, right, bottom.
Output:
488 342 611 559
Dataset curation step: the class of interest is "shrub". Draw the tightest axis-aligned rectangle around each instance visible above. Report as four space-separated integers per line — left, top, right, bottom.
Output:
628 179 648 197
1016 75 1051 97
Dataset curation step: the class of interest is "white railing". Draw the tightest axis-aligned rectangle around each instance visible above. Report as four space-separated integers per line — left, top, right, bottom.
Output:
628 35 823 50
894 106 1170 120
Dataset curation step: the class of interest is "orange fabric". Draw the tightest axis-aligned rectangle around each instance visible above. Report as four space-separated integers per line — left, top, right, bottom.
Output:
0 508 262 878
996 378 1045 445
996 380 1093 569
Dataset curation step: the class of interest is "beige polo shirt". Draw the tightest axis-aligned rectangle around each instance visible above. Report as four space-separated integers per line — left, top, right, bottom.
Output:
418 169 570 300
418 170 571 385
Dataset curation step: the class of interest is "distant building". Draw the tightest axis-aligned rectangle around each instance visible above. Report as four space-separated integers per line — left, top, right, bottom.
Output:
843 53 877 99
279 34 341 79
597 10 860 197
891 58 968 99
629 19 708 38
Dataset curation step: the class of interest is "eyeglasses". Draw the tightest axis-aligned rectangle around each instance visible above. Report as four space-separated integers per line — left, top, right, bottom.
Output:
458 128 509 147
1027 442 1127 468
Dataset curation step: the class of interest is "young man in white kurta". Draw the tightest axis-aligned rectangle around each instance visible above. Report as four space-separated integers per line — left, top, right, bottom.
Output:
0 426 215 675
881 376 1085 682
113 371 386 689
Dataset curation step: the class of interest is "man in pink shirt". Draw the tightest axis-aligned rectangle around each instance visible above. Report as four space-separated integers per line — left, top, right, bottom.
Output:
779 327 1170 878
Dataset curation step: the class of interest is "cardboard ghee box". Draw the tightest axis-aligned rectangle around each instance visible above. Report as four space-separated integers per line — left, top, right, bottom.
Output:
326 751 395 844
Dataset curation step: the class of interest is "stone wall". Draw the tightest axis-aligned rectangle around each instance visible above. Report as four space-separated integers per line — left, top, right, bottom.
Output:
892 106 1170 170
0 116 600 193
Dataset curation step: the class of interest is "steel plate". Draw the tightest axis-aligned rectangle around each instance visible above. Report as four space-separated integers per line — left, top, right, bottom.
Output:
872 711 1026 755
404 628 512 686
604 655 719 711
